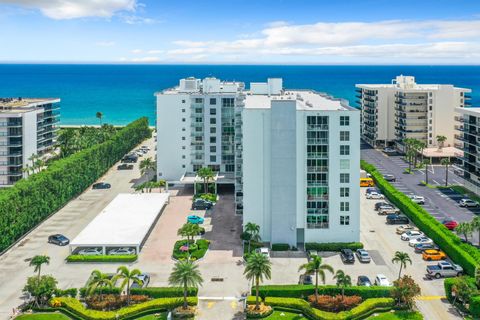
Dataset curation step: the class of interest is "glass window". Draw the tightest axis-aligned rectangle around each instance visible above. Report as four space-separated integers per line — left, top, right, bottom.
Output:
340 173 350 183
340 202 350 211
182 99 185 104
340 131 350 141
181 109 185 113
182 155 185 159
195 98 203 103
340 145 350 155
210 155 216 162
210 118 216 124
340 216 350 225
340 187 349 197
210 98 217 105
210 146 216 152
181 137 185 141
210 137 216 143
210 127 216 134
340 116 350 126
210 108 217 115
182 118 186 122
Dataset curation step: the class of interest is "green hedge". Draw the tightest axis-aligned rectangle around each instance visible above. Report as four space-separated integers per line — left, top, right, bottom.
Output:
362 160 480 275
66 255 138 263
54 296 197 320
54 288 78 298
79 287 122 298
272 243 291 251
470 295 480 317
305 242 364 252
0 118 151 252
254 285 393 299
130 287 198 298
247 296 394 320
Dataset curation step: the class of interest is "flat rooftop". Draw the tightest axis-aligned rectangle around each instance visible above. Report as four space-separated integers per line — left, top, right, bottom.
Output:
457 107 480 116
244 90 355 111
0 98 60 113
356 83 471 92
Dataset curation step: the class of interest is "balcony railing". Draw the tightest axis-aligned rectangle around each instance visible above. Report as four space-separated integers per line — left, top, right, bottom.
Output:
307 138 328 145
307 166 328 173
307 124 329 130
307 152 328 159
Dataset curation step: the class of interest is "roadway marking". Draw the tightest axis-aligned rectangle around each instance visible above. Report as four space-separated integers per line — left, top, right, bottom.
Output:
432 179 440 185
231 301 237 309
207 302 215 309
417 296 445 301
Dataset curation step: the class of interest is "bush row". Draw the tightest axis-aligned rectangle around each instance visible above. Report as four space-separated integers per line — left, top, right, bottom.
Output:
55 288 78 297
305 242 364 252
247 296 394 320
79 287 122 298
0 118 151 252
130 287 198 298
271 243 291 251
443 277 479 316
253 285 393 299
362 160 480 275
66 255 138 263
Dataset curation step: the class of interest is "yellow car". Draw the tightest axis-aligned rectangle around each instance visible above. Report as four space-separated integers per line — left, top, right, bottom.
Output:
422 249 447 261
360 178 374 187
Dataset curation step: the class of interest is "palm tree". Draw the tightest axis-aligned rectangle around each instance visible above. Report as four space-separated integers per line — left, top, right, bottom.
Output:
333 270 352 300
441 158 451 186
28 153 39 173
298 255 334 301
392 251 412 279
244 222 261 253
139 157 156 176
244 252 272 310
178 223 201 252
29 255 50 282
197 167 214 194
455 222 473 243
96 111 103 125
471 216 480 246
169 260 203 310
112 266 143 306
436 135 447 151
86 270 113 300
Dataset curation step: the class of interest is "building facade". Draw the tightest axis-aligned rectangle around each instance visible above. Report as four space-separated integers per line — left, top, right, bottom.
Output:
356 75 471 150
0 98 60 186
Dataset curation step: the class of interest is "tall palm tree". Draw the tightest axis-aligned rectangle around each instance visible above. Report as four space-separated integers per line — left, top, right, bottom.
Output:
96 111 103 125
244 252 272 310
169 260 203 310
197 167 214 194
441 158 451 186
244 222 261 253
112 266 143 306
333 270 352 300
29 255 50 282
87 270 113 300
471 216 480 246
392 251 412 279
178 222 201 252
436 135 447 151
298 255 334 301
455 222 473 243
139 157 156 176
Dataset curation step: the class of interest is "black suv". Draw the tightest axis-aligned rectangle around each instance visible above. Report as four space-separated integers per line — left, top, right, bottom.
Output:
386 214 409 225
192 198 213 210
340 249 355 263
92 182 111 189
122 154 138 163
117 163 134 170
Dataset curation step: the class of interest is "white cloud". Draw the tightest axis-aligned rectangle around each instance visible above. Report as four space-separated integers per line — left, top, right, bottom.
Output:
119 56 162 62
96 41 116 47
131 49 143 54
0 0 137 19
119 14 158 24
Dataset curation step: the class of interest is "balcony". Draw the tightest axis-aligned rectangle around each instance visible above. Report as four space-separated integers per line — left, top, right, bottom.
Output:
307 181 329 187
455 116 465 123
307 124 329 131
307 138 328 145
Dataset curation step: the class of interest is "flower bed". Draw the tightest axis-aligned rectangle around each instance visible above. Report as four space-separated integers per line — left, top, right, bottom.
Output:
66 255 137 263
308 295 362 312
172 239 210 261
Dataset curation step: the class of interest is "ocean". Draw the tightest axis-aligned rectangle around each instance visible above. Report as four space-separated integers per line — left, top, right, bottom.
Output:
0 64 479 125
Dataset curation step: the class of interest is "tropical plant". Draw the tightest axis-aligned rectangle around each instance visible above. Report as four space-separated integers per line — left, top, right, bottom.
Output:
96 111 103 125
139 157 156 177
197 167 215 194
437 135 447 151
29 255 50 282
476 267 480 288
451 276 478 307
112 266 143 306
392 275 421 308
455 222 473 243
245 252 272 310
86 270 113 300
441 158 451 186
392 251 411 279
169 260 203 309
298 255 334 301
333 270 352 300
178 222 201 250
23 275 57 306
244 222 261 253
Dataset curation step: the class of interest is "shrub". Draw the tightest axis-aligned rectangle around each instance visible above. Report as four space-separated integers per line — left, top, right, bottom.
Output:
245 304 273 318
130 287 198 298
308 294 362 312
271 243 290 251
66 255 137 263
196 239 210 250
0 118 151 252
79 287 121 298
255 284 393 299
470 295 480 318
85 294 149 311
197 193 217 203
305 242 364 252
172 239 209 261
24 275 58 306
54 288 78 298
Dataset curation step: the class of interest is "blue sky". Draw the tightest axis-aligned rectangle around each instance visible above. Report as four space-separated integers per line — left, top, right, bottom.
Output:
0 0 479 64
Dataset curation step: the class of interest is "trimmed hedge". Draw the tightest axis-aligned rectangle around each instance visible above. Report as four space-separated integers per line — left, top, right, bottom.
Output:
130 287 198 298
66 255 138 263
53 296 197 320
0 118 151 252
54 288 78 298
272 243 291 251
254 285 393 300
247 296 394 320
362 160 480 275
470 295 480 318
79 287 122 298
305 242 364 252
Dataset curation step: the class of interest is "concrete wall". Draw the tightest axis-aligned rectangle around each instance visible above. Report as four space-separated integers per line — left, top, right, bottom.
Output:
22 111 38 175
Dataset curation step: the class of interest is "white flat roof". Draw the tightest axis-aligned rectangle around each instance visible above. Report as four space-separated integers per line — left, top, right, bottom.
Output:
70 193 169 248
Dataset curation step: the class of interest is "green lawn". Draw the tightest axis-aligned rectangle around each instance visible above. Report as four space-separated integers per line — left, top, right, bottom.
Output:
259 310 307 319
135 312 168 319
369 310 423 319
15 313 71 320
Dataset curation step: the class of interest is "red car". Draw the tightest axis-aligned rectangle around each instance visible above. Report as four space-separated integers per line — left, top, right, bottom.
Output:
442 219 458 230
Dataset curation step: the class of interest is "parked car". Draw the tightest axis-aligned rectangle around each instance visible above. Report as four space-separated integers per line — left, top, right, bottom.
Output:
141 145 150 150
78 248 103 256
192 198 213 210
298 274 313 285
408 195 425 204
374 274 391 286
442 219 458 230
409 236 433 247
396 225 418 234
401 230 424 241
383 174 396 182
357 275 372 287
365 188 380 194
375 202 391 211
426 261 463 279
383 147 397 154
459 198 479 207
340 249 355 263
355 249 371 263
48 234 69 246
256 247 270 258
414 243 439 253
366 192 384 200
130 273 150 289
422 249 447 261
386 214 409 225
379 206 400 215
108 247 136 255
122 154 138 163
92 182 111 189
117 164 134 170
187 215 204 224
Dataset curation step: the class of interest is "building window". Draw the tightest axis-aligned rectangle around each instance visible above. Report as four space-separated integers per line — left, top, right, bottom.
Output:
195 108 202 113
182 155 185 159
182 118 186 122
210 137 216 143
210 108 217 115
195 127 202 132
340 216 350 225
340 131 350 141
195 155 202 160
195 117 202 123
210 118 216 125
195 98 203 103
222 98 235 107
225 164 234 172
182 146 186 150
340 116 350 126
182 100 185 103
182 128 186 131
340 173 350 183
210 155 216 162
210 146 216 152
340 187 350 197
210 98 217 105
195 145 202 151
182 165 186 168
210 127 216 134
181 136 185 141
340 145 350 155
195 136 202 142
181 109 185 113
340 202 350 211
340 159 350 169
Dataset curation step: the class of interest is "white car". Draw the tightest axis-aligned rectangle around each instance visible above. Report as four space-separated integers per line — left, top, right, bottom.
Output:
78 248 103 256
366 192 384 199
401 230 424 241
108 247 136 255
396 225 418 235
374 274 391 286
409 237 433 247
459 199 479 208
256 247 270 258
408 195 425 204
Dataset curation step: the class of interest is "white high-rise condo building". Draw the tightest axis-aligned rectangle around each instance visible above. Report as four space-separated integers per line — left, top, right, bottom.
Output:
356 75 471 152
0 98 60 186
156 78 360 247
